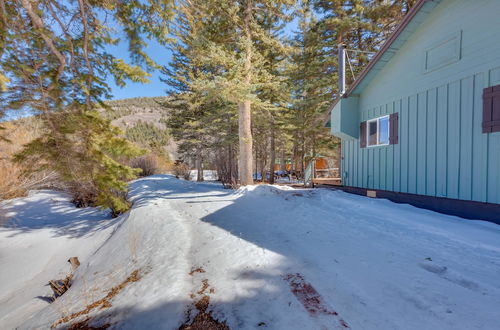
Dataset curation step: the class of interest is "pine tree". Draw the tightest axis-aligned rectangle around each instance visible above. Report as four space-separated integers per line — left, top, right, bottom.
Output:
286 1 338 174
14 111 143 217
162 0 294 185
161 1 218 182
312 0 418 86
172 0 295 186
253 9 293 183
0 0 174 215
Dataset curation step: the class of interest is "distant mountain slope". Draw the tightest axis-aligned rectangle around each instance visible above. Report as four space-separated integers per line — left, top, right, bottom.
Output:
99 96 178 160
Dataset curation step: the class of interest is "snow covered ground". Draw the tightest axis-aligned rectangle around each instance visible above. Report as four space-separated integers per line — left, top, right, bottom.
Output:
0 191 118 329
1 175 500 329
189 169 218 181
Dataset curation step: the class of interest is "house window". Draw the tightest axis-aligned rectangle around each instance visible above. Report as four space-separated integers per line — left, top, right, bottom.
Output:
367 115 390 147
360 113 398 148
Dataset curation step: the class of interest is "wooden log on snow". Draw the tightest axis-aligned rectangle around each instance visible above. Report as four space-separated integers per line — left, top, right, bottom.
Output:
68 257 80 271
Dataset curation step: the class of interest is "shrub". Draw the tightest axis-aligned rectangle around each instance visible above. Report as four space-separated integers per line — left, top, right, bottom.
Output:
67 182 98 208
173 162 191 180
130 155 159 177
14 111 143 217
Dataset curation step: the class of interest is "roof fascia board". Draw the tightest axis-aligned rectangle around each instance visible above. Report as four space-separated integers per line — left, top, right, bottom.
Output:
325 0 442 121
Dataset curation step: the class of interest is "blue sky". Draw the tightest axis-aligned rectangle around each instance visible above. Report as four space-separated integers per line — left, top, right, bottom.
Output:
106 38 173 100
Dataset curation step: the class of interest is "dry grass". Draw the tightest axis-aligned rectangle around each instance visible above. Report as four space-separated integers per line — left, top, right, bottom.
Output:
52 269 141 329
0 120 57 200
67 318 110 330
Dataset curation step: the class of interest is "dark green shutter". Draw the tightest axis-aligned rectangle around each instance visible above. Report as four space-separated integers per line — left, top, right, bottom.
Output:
483 85 500 133
389 112 399 144
360 121 367 148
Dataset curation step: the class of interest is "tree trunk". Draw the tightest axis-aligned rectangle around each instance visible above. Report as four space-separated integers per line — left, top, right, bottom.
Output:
269 120 276 184
292 138 298 171
196 150 203 182
255 143 258 179
238 0 254 186
239 100 253 185
280 145 286 172
229 144 236 184
300 134 305 179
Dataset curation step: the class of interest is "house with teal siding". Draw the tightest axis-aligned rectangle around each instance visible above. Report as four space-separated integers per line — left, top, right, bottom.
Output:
330 0 500 222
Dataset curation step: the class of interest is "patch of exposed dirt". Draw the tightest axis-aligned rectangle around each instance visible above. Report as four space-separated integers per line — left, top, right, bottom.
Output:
180 278 228 330
179 295 229 330
189 267 206 276
52 269 141 328
283 273 349 328
197 279 209 295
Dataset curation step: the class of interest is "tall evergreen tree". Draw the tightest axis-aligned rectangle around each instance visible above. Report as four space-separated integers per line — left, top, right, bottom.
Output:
161 0 222 182
163 0 294 186
182 0 295 186
287 0 339 173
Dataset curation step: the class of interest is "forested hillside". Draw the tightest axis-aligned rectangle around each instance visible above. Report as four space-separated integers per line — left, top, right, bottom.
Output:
101 97 170 121
99 97 177 161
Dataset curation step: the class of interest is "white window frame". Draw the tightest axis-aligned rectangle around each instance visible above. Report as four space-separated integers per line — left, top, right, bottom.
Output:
367 115 390 147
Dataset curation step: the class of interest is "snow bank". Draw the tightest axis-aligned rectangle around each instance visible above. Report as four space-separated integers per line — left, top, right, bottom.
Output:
1 175 500 330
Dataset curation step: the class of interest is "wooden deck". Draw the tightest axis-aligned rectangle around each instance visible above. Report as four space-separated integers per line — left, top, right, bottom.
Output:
312 177 342 186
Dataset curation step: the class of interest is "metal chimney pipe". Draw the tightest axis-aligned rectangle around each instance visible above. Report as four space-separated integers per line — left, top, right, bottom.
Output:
338 44 346 96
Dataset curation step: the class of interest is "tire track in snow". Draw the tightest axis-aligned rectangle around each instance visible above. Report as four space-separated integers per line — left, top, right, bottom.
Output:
283 273 349 329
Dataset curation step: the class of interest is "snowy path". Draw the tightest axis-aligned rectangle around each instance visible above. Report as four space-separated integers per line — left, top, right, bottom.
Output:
1 175 500 329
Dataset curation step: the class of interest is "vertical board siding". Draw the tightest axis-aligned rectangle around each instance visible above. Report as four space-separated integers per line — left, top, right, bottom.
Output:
346 69 500 205
400 97 409 193
417 92 427 195
436 85 448 197
447 80 460 200
386 102 395 192
426 88 437 196
408 95 418 194
472 73 487 202
486 68 500 203
349 141 356 184
339 0 500 206
374 142 380 189
341 140 346 185
459 76 474 200
380 147 387 190
352 140 358 187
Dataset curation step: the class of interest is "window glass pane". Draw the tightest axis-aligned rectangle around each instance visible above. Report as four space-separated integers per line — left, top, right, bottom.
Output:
379 117 389 144
368 120 377 146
